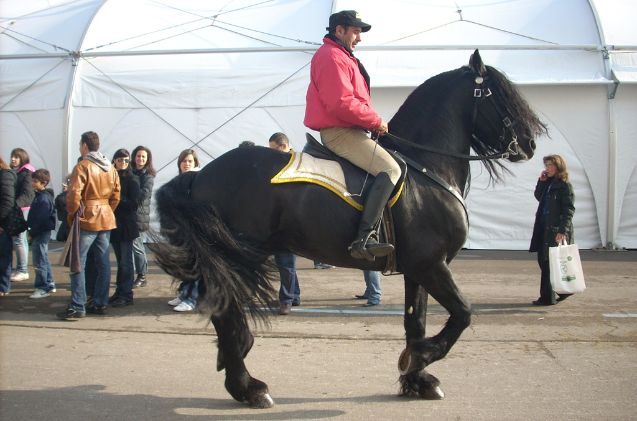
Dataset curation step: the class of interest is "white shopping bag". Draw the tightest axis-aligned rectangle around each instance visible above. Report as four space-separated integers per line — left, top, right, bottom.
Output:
549 240 586 294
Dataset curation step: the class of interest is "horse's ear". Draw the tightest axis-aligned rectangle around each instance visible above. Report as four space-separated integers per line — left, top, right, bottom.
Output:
469 49 486 76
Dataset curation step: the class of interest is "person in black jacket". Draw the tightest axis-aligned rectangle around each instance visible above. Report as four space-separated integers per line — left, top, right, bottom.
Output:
27 169 57 298
54 174 72 242
0 157 17 296
108 149 141 307
529 154 575 306
9 148 35 282
131 145 155 288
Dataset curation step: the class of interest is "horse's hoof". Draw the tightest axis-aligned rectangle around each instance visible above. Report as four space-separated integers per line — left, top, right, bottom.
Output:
423 385 445 400
399 370 444 400
248 393 274 409
398 347 413 375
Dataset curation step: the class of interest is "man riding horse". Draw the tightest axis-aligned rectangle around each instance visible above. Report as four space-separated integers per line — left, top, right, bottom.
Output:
305 10 401 262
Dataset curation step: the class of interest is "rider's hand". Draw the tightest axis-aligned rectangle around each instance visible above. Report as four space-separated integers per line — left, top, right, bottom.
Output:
374 120 388 136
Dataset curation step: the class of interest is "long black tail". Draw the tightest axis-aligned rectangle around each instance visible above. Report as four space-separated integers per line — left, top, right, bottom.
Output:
149 173 275 321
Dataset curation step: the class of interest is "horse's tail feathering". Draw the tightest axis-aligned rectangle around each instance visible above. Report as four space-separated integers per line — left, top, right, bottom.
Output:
149 173 276 320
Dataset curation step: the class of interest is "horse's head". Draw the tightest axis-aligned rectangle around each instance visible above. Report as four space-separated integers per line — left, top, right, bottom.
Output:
468 50 546 164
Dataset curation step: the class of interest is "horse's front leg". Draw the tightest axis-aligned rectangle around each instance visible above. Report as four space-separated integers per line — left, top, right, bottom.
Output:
400 276 444 399
210 302 273 408
399 266 471 399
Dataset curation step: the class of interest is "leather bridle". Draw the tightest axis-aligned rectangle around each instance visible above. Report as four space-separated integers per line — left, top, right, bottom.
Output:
384 72 521 162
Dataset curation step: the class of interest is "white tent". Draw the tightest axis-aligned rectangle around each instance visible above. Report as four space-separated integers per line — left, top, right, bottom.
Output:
1 0 636 250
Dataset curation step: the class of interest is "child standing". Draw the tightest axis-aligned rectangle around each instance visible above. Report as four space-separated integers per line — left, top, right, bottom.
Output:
27 169 57 299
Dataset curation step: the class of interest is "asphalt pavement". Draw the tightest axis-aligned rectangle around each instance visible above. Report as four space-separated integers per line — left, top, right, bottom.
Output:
1 245 636 420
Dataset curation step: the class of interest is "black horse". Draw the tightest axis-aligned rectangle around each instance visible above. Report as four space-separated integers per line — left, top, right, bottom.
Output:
151 50 546 408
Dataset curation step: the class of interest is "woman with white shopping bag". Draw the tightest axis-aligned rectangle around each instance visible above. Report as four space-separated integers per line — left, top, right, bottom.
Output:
529 154 575 306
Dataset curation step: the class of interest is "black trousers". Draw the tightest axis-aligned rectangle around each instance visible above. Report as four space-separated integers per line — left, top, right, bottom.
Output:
537 252 556 304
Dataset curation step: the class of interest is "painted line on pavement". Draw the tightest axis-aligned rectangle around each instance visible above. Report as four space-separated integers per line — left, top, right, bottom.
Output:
602 312 637 318
291 308 404 316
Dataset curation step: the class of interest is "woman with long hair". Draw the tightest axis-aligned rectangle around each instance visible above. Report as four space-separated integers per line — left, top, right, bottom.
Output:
9 148 35 282
529 154 576 305
130 145 156 288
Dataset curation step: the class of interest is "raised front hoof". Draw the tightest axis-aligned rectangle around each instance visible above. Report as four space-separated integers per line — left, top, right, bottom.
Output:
399 370 445 400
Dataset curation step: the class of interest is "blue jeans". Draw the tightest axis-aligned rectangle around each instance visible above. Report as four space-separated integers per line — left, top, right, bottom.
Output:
275 253 300 305
69 230 111 311
12 229 28 273
0 230 12 293
179 279 199 307
132 236 147 276
363 271 382 305
111 239 134 301
31 231 55 292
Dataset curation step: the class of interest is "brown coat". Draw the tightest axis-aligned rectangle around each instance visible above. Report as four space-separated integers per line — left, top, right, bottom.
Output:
67 158 120 231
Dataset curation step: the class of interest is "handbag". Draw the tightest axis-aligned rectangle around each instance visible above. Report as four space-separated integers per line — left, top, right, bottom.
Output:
549 240 586 294
1 204 28 236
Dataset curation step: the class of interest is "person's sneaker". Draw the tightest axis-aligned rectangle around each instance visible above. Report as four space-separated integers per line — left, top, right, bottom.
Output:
132 275 147 288
50 287 56 293
167 297 182 306
314 263 335 269
56 307 85 321
86 304 107 315
29 289 51 299
10 271 29 282
110 297 133 308
173 302 195 312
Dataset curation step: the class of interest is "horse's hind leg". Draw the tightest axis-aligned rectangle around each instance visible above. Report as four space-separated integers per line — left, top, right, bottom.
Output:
400 277 444 399
399 266 471 399
210 302 273 408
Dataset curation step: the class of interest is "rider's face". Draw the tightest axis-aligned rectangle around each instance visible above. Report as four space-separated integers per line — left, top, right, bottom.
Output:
335 25 362 50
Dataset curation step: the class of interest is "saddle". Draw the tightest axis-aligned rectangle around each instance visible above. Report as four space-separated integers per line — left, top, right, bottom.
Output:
271 133 408 274
275 133 407 210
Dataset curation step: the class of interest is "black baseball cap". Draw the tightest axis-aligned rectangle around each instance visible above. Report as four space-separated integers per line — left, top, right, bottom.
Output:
327 10 371 32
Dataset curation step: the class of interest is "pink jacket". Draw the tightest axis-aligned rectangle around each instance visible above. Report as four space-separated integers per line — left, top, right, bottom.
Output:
304 37 382 131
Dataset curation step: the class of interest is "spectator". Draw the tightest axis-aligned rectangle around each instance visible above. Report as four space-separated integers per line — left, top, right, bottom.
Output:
54 174 72 242
131 145 156 289
0 157 17 296
57 131 120 320
529 154 575 306
168 149 202 312
108 149 140 308
238 140 256 148
9 148 35 282
268 133 301 315
26 169 57 299
354 270 381 306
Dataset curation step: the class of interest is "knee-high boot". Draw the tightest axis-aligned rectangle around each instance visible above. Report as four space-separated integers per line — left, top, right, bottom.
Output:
349 172 395 261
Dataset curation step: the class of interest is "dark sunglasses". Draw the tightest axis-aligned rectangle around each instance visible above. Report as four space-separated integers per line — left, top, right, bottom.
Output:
115 158 130 163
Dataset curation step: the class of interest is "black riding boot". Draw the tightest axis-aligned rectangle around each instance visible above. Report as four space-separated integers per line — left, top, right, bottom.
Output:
349 172 396 261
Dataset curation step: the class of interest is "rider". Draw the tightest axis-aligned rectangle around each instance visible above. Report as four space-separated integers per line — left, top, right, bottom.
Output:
304 10 401 262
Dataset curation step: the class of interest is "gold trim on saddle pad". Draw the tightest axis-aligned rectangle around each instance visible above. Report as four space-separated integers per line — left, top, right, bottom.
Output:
271 151 404 211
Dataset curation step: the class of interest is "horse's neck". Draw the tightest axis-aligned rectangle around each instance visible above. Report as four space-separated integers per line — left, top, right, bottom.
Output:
390 76 475 193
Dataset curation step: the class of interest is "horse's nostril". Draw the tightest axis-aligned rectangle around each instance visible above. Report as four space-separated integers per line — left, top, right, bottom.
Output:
530 139 536 150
